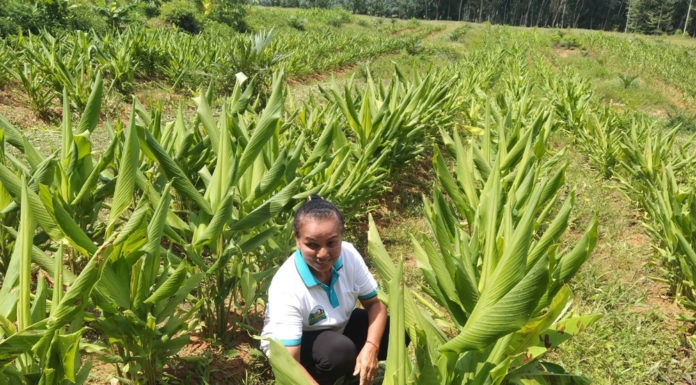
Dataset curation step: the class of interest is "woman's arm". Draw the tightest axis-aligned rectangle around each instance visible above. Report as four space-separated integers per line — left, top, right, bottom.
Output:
353 296 387 385
287 345 320 385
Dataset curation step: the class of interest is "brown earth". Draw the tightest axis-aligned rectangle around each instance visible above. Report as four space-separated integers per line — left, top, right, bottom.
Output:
563 144 694 354
556 48 579 58
390 27 415 36
652 76 691 111
84 306 267 385
0 82 60 128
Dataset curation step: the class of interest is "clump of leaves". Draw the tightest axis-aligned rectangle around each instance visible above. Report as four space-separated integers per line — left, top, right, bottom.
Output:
287 16 306 31
448 25 469 42
161 0 200 34
325 9 352 27
618 73 638 88
667 110 696 131
205 0 247 32
406 18 420 28
551 30 581 49
405 36 423 55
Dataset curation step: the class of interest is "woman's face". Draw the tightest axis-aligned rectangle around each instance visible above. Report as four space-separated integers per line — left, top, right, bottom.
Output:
295 216 343 277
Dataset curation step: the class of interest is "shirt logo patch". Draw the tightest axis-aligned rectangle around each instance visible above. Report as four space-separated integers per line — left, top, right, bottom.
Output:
308 305 327 326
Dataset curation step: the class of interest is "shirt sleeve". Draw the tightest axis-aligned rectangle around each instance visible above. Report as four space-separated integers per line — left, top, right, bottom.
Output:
345 242 379 300
263 282 304 348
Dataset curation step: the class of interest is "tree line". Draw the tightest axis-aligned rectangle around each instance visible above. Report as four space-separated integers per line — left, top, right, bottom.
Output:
253 0 695 36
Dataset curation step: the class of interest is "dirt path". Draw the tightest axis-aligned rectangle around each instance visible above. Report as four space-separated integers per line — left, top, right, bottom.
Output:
547 45 696 118
550 137 693 384
285 22 459 104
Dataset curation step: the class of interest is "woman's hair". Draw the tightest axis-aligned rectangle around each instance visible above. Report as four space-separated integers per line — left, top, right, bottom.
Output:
293 194 345 236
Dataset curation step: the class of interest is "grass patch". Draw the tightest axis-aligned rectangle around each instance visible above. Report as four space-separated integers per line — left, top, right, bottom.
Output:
548 133 693 384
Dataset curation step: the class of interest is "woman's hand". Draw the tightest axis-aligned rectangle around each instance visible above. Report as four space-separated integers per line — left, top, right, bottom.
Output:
353 342 380 385
355 296 387 385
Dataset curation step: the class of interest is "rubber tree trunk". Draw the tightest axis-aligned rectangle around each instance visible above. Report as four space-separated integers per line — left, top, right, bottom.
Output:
657 0 665 33
685 0 693 36
625 0 632 33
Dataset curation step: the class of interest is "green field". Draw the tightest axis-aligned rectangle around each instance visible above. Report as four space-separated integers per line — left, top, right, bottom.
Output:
0 4 695 385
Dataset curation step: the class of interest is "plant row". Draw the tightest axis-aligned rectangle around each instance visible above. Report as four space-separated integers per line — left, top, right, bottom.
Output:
540 49 696 349
0 21 428 119
0 62 460 385
272 44 601 385
1 27 611 385
543 29 696 102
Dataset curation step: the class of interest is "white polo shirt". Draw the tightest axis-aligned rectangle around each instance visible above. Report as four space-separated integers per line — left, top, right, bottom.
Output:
260 241 378 355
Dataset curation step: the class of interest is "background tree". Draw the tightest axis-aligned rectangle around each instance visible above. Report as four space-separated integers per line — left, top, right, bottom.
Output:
252 0 695 35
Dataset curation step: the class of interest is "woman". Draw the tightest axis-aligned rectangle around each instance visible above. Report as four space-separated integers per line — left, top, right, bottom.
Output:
260 195 389 385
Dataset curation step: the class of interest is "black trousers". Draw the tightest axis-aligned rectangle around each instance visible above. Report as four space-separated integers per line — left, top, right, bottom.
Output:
299 309 392 385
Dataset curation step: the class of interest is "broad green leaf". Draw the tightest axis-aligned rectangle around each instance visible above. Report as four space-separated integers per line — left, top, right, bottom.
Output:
139 128 212 215
527 195 574 270
240 227 278 253
305 120 335 166
144 261 188 305
245 150 288 204
383 261 408 385
0 115 43 167
71 129 117 206
440 257 549 353
0 331 42 365
94 260 132 311
550 217 598 290
269 339 312 385
237 69 284 177
195 90 220 156
113 198 148 246
228 178 300 231
134 184 172 308
507 285 573 357
194 192 234 247
109 103 140 230
76 72 102 134
52 245 64 313
509 315 602 370
38 185 97 256
60 88 73 171
433 146 469 219
0 163 61 241
29 277 47 325
18 179 34 332
477 183 542 316
44 242 109 337
56 329 83 382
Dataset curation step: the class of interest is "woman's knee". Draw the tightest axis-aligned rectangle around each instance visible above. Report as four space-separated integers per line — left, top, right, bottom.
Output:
312 331 357 373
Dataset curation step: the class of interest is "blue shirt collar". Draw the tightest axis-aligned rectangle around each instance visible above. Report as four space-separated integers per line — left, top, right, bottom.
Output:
294 249 343 287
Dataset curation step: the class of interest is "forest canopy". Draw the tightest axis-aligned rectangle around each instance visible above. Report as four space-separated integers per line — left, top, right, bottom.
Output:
253 0 696 36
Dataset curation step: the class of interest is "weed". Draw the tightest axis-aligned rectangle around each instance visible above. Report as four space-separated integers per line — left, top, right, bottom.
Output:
287 16 306 31
551 30 581 49
667 110 696 131
404 36 423 55
325 9 352 27
406 18 420 28
161 0 201 34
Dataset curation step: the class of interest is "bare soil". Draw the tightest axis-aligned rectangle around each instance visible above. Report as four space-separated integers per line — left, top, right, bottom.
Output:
652 76 691 111
84 306 268 385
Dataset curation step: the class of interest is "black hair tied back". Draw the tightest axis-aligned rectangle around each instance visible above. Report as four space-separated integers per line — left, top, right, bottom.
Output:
293 194 345 235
